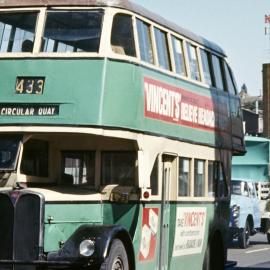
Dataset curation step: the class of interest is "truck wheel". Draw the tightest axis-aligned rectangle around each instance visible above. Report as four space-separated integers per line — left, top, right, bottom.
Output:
100 239 129 270
267 233 270 244
238 221 250 249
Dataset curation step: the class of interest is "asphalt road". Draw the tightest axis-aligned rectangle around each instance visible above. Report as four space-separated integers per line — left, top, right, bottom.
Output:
227 233 270 269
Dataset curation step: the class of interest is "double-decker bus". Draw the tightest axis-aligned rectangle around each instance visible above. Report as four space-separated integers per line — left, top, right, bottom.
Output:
0 1 244 270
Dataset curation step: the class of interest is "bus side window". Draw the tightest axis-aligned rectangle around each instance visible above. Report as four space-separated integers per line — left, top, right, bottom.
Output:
0 12 37 53
186 43 201 81
150 156 159 195
41 11 103 53
21 139 49 177
101 151 136 186
171 36 186 77
208 160 215 197
178 157 191 196
111 14 136 57
224 62 237 95
154 27 171 71
217 162 228 198
194 159 205 197
200 49 214 87
61 151 95 186
212 55 225 90
136 18 154 64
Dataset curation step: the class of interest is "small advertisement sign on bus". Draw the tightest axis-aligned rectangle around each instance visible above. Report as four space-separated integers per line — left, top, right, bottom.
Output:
173 207 207 256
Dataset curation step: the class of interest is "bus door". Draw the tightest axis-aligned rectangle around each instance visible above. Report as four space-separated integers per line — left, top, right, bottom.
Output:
159 154 176 270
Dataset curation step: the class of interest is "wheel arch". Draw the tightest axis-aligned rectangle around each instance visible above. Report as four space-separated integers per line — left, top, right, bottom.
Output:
247 214 254 230
203 229 225 270
47 224 135 269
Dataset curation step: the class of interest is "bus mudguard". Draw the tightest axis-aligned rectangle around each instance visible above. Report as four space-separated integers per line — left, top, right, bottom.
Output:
47 224 135 269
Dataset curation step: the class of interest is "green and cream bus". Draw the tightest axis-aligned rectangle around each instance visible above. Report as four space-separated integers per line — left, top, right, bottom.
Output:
0 1 244 270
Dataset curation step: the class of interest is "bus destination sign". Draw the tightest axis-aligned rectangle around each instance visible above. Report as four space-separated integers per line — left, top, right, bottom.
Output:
0 104 59 116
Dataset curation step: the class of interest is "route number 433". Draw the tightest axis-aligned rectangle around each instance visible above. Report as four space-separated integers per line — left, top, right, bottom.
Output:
15 77 45 95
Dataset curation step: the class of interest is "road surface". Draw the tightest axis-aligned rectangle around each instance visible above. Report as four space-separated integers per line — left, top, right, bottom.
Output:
227 233 270 269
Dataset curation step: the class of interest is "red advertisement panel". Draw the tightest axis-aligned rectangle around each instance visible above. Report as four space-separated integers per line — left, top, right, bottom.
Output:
144 77 220 131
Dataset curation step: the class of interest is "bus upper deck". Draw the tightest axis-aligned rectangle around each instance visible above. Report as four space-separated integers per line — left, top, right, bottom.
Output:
0 0 244 154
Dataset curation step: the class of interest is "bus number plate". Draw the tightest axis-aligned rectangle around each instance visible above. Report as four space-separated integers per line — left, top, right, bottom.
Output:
15 77 45 95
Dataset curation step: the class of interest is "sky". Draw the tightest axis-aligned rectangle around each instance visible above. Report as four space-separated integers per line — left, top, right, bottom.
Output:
135 0 270 96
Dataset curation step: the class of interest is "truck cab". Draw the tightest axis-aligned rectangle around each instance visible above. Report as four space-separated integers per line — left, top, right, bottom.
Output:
229 179 261 248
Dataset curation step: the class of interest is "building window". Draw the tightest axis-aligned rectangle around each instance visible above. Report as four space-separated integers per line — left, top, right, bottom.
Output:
62 151 95 186
154 27 171 70
111 14 136 56
101 151 136 186
178 157 190 196
42 11 103 53
136 19 154 64
0 12 37 53
194 159 205 196
172 36 186 76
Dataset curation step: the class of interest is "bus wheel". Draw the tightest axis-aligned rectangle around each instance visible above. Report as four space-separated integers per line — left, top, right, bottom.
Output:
203 235 224 270
100 239 129 270
267 233 270 244
238 220 250 249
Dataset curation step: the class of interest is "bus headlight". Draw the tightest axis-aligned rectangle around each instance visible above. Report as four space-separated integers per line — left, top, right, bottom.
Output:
79 239 95 257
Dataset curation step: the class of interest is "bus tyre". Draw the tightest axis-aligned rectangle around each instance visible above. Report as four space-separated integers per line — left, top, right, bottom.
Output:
100 239 129 270
203 236 224 270
267 233 270 244
238 221 250 249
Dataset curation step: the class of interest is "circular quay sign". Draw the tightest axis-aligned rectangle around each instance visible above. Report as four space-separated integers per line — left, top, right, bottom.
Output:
0 104 59 116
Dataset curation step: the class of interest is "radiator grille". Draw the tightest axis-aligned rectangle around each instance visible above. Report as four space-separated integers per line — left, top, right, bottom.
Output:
0 191 44 270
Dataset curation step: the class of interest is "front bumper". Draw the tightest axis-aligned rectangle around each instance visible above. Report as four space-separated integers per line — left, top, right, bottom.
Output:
0 259 98 269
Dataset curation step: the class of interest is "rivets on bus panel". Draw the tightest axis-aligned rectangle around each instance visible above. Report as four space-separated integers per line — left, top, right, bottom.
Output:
48 216 54 224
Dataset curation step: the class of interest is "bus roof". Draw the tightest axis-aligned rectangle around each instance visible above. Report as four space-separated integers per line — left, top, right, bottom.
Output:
0 0 226 56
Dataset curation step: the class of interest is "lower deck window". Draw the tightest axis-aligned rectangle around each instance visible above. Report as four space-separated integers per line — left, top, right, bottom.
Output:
194 159 205 197
178 157 190 196
150 156 159 195
62 151 95 186
101 151 136 186
21 139 48 177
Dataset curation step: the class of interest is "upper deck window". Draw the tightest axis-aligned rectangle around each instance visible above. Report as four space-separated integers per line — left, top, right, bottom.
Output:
212 55 224 90
154 27 171 71
171 36 186 76
200 49 214 86
136 19 154 64
224 62 236 95
187 43 200 81
0 12 37 53
111 14 135 57
41 11 103 53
